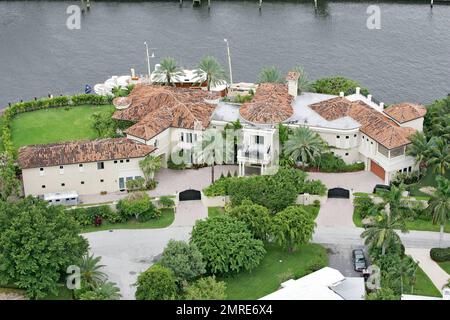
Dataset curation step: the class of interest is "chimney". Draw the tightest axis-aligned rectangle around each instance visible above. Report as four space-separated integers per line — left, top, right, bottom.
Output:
355 87 361 95
367 94 372 101
339 92 344 97
379 102 384 110
286 71 300 97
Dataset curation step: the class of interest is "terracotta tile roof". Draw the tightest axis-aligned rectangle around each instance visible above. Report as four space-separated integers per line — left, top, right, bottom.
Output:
384 103 427 123
18 138 155 169
113 85 217 140
286 71 301 81
309 97 415 149
239 83 294 124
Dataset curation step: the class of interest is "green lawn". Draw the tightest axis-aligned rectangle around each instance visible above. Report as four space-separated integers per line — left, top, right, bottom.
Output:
403 266 442 297
81 208 175 233
408 168 450 197
353 210 450 233
437 261 450 275
11 104 115 148
221 243 328 300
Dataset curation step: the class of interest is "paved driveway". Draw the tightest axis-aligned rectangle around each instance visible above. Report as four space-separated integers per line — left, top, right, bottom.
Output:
315 199 354 228
308 171 383 193
324 244 367 278
82 200 206 300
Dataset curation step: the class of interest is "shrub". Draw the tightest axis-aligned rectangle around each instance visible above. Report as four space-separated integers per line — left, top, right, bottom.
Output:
430 247 450 262
353 195 375 219
190 215 266 275
116 192 158 221
312 76 369 96
69 207 92 226
167 157 186 170
160 240 206 282
272 206 316 252
203 176 235 197
226 199 272 240
135 264 177 300
158 196 175 208
300 179 327 196
183 276 227 300
391 171 423 187
313 153 365 173
145 179 158 190
126 177 146 191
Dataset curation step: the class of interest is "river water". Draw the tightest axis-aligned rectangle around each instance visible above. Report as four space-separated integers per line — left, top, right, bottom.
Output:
0 0 449 108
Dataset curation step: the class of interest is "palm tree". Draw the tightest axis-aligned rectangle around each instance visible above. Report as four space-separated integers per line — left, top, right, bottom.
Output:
406 132 430 170
427 176 450 247
152 57 184 86
194 56 226 91
291 65 314 94
139 154 162 183
79 254 107 289
398 256 418 295
361 211 406 255
223 120 243 164
379 184 415 221
194 129 223 183
426 137 450 175
283 127 327 167
258 66 283 83
96 281 121 300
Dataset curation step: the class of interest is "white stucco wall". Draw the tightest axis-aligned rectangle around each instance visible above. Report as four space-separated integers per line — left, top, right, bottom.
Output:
22 157 145 196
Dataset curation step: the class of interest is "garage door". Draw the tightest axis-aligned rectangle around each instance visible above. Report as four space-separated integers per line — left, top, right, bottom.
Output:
179 189 201 201
328 187 350 199
370 160 385 181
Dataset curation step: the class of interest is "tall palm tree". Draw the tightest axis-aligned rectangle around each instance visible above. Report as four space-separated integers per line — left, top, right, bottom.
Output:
406 132 430 170
291 65 314 94
361 211 406 255
258 66 283 83
283 127 327 167
194 129 223 183
152 57 184 86
194 56 227 91
426 137 450 175
79 254 107 289
427 176 450 247
223 120 243 164
139 154 162 182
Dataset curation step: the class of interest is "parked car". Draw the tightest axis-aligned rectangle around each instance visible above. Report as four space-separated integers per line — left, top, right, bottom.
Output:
372 184 390 194
352 249 367 272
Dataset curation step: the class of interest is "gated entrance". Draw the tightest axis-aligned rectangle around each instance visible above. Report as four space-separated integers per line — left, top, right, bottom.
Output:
327 187 350 199
179 189 201 201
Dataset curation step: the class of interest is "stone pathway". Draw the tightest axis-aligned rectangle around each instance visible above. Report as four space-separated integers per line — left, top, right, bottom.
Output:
405 248 449 295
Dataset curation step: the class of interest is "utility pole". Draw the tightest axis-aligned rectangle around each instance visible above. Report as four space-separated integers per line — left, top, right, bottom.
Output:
144 41 151 83
224 39 233 92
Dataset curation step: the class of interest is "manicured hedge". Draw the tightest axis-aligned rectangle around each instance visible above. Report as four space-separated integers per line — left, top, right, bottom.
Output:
1 94 113 158
203 168 327 213
312 153 365 173
430 247 450 262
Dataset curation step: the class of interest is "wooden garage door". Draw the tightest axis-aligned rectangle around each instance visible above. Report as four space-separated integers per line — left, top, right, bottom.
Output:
370 160 385 181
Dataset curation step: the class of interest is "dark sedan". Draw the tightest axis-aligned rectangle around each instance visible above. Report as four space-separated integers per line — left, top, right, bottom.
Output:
352 249 367 272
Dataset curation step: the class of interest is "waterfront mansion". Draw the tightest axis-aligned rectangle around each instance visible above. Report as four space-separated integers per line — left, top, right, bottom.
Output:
19 72 426 196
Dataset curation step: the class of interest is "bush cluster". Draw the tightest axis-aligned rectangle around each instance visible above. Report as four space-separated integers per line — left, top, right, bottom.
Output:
68 205 122 227
430 247 450 262
313 153 365 173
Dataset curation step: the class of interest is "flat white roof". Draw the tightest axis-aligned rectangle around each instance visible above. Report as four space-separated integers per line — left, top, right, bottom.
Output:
259 267 347 300
287 92 361 130
211 102 240 122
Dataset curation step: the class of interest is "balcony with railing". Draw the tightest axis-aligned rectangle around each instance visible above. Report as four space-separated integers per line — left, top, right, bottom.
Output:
237 144 271 164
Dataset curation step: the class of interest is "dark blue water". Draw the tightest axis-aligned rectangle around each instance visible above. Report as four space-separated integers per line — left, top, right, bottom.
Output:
0 0 449 108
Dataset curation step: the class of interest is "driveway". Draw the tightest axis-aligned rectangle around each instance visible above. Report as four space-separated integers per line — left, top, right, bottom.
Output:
79 165 238 205
324 244 367 278
82 200 206 300
315 199 354 228
308 171 383 193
